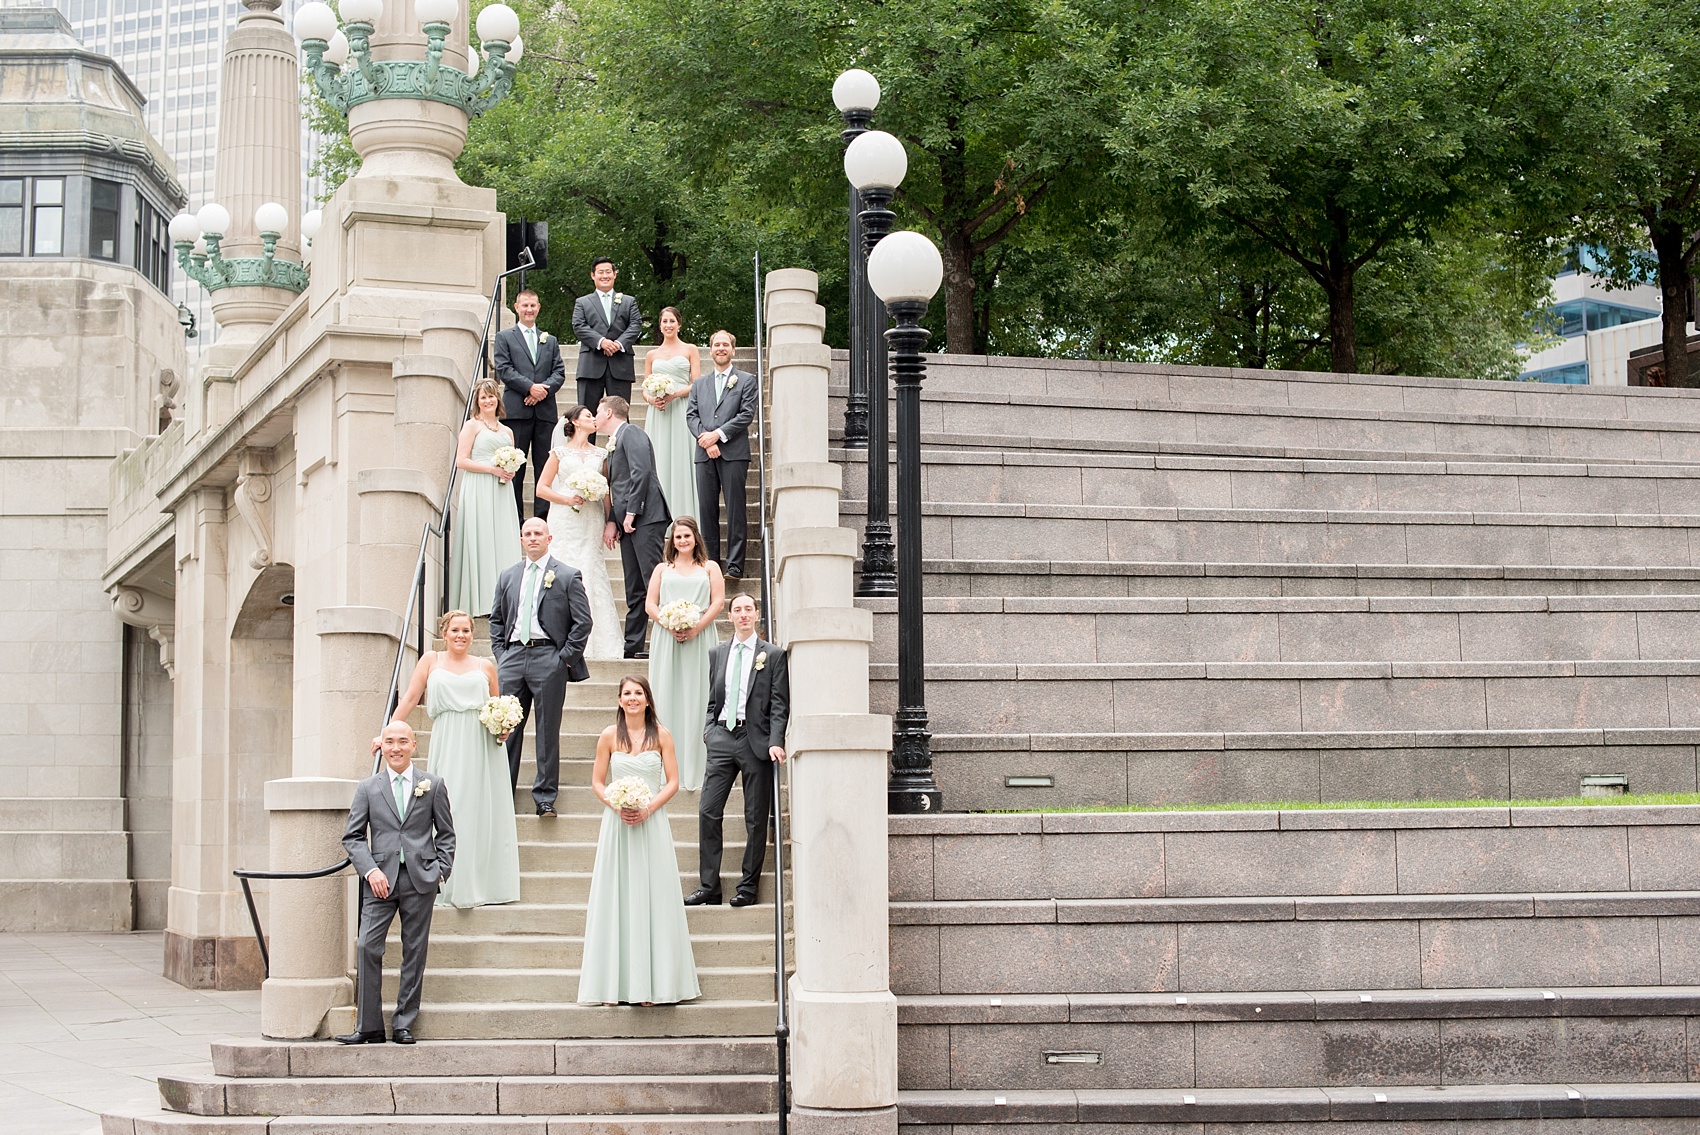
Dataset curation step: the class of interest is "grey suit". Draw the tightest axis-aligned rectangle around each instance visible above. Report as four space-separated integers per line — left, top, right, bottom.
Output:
570 291 642 408
343 768 456 1035
493 323 567 520
605 422 671 654
699 636 789 898
685 367 758 571
488 556 593 809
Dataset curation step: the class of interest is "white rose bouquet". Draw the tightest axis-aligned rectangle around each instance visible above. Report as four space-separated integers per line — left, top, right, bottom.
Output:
561 468 609 513
478 694 524 738
642 373 680 403
656 599 702 634
490 445 526 475
605 775 653 813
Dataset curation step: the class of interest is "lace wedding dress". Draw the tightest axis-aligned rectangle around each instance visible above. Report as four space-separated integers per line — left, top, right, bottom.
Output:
546 445 624 661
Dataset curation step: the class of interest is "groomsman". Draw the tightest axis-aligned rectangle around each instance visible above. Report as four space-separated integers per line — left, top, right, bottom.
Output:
688 593 789 907
493 289 566 520
685 330 758 577
489 518 593 817
571 258 643 412
339 723 455 1044
595 396 671 659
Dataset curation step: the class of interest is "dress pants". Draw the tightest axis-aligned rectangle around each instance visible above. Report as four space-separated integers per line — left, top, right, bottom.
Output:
355 867 436 1034
507 415 556 520
698 722 773 896
695 457 749 572
497 641 568 810
619 518 667 654
577 376 634 416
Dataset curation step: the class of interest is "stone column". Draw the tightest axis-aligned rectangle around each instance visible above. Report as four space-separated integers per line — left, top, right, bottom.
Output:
765 270 898 1134
259 777 356 1038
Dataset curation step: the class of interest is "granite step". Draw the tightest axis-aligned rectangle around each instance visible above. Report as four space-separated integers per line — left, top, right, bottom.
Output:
380 966 778 1004
426 901 784 937
210 1036 778 1077
321 998 781 1039
385 932 788 970
108 1112 779 1134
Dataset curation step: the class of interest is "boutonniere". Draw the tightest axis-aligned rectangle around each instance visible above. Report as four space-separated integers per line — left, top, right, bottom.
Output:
543 570 556 589
414 779 431 797
754 651 767 671
605 437 617 452
613 292 623 304
728 375 739 389
538 331 549 344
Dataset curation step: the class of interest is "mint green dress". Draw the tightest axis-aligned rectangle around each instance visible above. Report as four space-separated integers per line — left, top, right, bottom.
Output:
649 566 717 790
426 667 520 908
450 426 522 617
644 355 698 522
576 749 701 1005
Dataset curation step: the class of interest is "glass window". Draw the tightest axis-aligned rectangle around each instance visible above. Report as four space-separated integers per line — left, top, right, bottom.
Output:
0 179 21 255
1546 299 1661 339
1520 361 1590 385
32 178 63 255
91 179 121 261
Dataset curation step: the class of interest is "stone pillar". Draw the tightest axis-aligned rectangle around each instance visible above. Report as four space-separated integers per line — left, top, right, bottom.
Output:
351 0 471 181
208 0 304 338
765 270 898 1134
259 777 356 1038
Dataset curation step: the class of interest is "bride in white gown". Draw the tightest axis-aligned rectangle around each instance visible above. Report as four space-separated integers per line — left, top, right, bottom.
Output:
535 404 624 661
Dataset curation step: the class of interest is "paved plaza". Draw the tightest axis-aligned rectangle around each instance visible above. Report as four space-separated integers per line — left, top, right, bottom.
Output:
0 934 259 1135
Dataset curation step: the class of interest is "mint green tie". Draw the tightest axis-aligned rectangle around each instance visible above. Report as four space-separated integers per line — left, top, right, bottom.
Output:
393 773 408 862
715 371 728 401
525 326 537 361
519 562 538 643
724 643 745 730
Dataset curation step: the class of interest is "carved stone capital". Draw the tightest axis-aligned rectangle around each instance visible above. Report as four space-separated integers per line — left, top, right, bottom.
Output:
110 587 178 679
233 451 275 570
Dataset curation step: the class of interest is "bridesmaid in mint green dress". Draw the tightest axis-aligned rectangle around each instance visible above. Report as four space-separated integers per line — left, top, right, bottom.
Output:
387 610 520 908
641 307 701 522
644 517 724 791
577 675 700 1006
450 378 522 617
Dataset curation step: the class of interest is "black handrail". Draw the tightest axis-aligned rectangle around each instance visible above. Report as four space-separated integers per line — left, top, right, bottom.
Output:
754 251 789 1134
374 249 537 776
232 858 354 976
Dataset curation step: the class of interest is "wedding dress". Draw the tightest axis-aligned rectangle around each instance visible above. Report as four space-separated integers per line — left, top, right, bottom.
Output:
546 445 624 661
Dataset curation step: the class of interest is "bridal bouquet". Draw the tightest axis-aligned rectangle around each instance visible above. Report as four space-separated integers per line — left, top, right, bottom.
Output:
642 373 681 402
605 775 654 813
490 445 527 475
656 599 702 634
478 694 524 738
561 467 609 513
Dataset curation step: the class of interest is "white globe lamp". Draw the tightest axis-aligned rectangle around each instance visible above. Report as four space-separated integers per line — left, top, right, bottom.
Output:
476 3 519 44
323 30 349 67
416 0 456 24
833 68 880 113
167 213 201 244
254 202 289 236
196 202 231 238
506 34 524 63
845 129 907 190
339 0 383 25
300 210 324 242
867 230 943 305
292 1 337 42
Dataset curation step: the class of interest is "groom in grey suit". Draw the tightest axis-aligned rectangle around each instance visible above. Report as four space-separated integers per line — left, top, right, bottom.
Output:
686 330 759 577
340 722 455 1044
489 518 593 817
571 258 643 413
493 288 566 520
595 396 671 658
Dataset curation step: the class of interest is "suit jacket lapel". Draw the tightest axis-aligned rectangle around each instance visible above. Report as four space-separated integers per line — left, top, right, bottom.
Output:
377 774 403 825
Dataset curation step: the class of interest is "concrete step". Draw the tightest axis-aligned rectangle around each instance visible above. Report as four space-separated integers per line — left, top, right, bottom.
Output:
387 932 788 970
914 558 1700 599
927 725 1700 809
871 658 1700 737
837 447 1700 516
862 594 1700 666
897 985 1700 1090
0 830 129 878
381 966 780 1003
500 869 785 906
837 498 1700 568
160 1072 778 1117
515 837 769 871
211 1036 779 1077
113 1114 778 1135
428 901 786 937
322 998 781 1039
895 1082 1700 1127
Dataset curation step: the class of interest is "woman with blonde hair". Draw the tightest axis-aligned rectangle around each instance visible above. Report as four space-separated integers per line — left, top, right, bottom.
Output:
449 377 522 617
645 516 724 790
385 609 520 907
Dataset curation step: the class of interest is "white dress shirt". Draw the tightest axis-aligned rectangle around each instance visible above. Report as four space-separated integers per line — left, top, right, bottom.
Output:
722 633 759 726
509 557 550 644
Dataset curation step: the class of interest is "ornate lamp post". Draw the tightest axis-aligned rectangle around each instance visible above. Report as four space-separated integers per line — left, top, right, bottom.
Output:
868 230 945 814
167 201 310 293
833 68 879 450
844 129 907 596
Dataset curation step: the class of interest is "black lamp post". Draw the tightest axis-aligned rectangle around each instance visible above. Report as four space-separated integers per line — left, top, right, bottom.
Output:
868 230 945 814
844 129 907 596
833 69 879 450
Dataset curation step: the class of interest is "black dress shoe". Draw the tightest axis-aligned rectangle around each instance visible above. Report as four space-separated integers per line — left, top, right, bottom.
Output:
337 1030 386 1045
724 567 743 579
729 892 759 908
391 1028 416 1044
683 887 722 906
537 805 556 818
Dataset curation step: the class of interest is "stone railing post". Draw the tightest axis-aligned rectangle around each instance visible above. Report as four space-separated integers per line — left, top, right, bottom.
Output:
765 269 898 1134
259 777 356 1038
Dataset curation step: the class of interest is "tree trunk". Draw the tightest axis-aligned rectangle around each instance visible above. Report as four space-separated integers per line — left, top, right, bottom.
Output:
1649 216 1694 387
1326 259 1357 374
941 228 976 354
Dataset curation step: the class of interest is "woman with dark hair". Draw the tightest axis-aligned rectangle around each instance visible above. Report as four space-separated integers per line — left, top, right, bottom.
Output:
577 675 700 1006
645 516 724 790
449 377 522 616
640 305 700 521
535 403 622 660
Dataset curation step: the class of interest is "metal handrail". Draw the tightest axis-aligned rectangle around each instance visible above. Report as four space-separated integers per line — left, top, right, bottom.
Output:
373 249 537 775
753 251 789 1133
232 858 354 975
